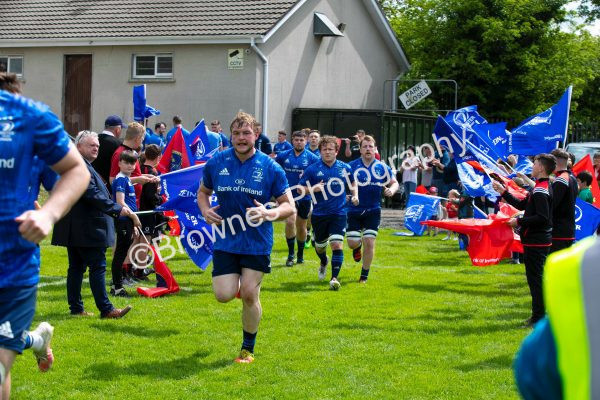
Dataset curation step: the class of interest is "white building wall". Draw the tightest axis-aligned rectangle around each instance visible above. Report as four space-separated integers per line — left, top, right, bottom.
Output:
3 44 257 134
261 0 403 136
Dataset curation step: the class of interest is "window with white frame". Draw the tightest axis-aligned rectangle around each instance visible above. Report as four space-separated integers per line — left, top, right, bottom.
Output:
133 54 173 78
0 56 24 77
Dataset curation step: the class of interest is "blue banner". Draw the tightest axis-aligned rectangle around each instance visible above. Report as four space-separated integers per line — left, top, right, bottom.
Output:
456 162 498 201
157 164 217 269
471 122 509 161
185 120 218 164
133 85 160 122
474 205 488 219
513 155 533 176
575 198 600 241
509 86 572 156
404 193 441 236
445 105 487 135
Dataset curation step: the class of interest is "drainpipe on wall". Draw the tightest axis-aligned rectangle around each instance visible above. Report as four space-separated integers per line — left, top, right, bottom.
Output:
391 72 402 111
251 37 269 134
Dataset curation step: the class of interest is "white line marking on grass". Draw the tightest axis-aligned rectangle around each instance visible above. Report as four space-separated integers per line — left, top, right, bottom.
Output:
38 278 88 288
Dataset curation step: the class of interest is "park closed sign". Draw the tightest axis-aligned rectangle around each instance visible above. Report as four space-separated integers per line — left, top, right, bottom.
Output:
399 80 431 109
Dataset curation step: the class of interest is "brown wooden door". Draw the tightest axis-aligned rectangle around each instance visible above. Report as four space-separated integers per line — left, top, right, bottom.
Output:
63 55 92 136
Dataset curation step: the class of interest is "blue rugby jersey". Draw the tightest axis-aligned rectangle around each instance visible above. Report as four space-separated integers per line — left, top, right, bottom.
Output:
305 143 320 156
0 90 71 288
273 141 293 156
28 156 59 206
299 159 354 216
275 148 320 202
348 158 394 214
112 173 138 216
202 148 289 255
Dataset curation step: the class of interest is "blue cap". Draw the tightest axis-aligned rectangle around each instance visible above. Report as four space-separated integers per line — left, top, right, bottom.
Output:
104 115 125 128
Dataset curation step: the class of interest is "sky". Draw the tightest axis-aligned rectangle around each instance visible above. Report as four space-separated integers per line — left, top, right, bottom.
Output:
564 1 600 35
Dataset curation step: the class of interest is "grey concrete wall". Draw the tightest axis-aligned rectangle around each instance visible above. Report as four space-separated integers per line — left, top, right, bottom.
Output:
3 44 257 135
261 0 403 136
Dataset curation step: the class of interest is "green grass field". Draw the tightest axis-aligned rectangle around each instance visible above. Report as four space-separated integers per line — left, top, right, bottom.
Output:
12 224 530 399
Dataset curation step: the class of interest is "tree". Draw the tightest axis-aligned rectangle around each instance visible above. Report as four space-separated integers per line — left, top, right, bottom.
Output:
579 0 600 22
386 0 600 123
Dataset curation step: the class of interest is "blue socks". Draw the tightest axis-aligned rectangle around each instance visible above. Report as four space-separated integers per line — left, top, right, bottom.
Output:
242 330 257 353
24 332 33 349
360 268 370 280
331 249 344 279
316 249 327 265
286 237 295 257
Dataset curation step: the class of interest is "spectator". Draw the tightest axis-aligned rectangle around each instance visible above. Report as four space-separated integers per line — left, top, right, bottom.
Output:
420 145 434 189
440 152 460 197
254 122 273 154
401 146 419 199
165 115 190 145
344 129 365 160
457 185 474 249
111 151 140 297
577 171 594 204
306 129 321 156
443 189 459 241
431 146 450 195
51 130 135 318
109 122 158 205
92 115 124 190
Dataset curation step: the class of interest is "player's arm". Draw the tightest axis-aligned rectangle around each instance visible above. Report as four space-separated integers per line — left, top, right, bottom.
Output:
384 176 399 197
198 184 222 225
16 147 90 243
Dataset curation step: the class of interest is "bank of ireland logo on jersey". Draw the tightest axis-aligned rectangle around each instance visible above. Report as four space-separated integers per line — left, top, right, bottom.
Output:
0 120 15 142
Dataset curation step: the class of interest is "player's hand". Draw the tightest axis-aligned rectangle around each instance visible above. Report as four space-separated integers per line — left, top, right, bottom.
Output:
15 209 53 244
351 195 359 206
492 181 506 194
246 199 269 220
312 180 325 193
383 187 394 197
507 218 519 227
203 204 222 225
34 201 42 210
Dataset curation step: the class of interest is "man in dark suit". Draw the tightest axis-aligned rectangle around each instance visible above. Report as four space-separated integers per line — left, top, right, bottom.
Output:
52 130 139 318
92 115 124 191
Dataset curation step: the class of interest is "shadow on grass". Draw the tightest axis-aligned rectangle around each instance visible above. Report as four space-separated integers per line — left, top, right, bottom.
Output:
86 350 230 380
89 323 180 338
397 283 520 298
400 320 520 335
332 322 382 331
262 280 324 293
455 354 514 372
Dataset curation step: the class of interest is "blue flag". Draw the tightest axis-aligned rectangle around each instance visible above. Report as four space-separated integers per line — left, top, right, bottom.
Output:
456 162 498 201
474 205 488 219
157 164 217 269
133 85 161 122
445 105 487 135
404 193 441 236
509 86 572 156
185 120 218 164
513 155 533 176
471 122 509 161
575 198 600 241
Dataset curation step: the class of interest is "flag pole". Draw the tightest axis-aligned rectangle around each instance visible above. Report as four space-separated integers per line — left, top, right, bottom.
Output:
562 85 573 149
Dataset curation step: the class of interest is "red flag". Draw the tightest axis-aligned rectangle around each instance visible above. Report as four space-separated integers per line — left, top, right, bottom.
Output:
498 202 521 218
572 155 600 208
422 218 516 266
137 245 180 298
157 127 191 174
415 185 428 194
